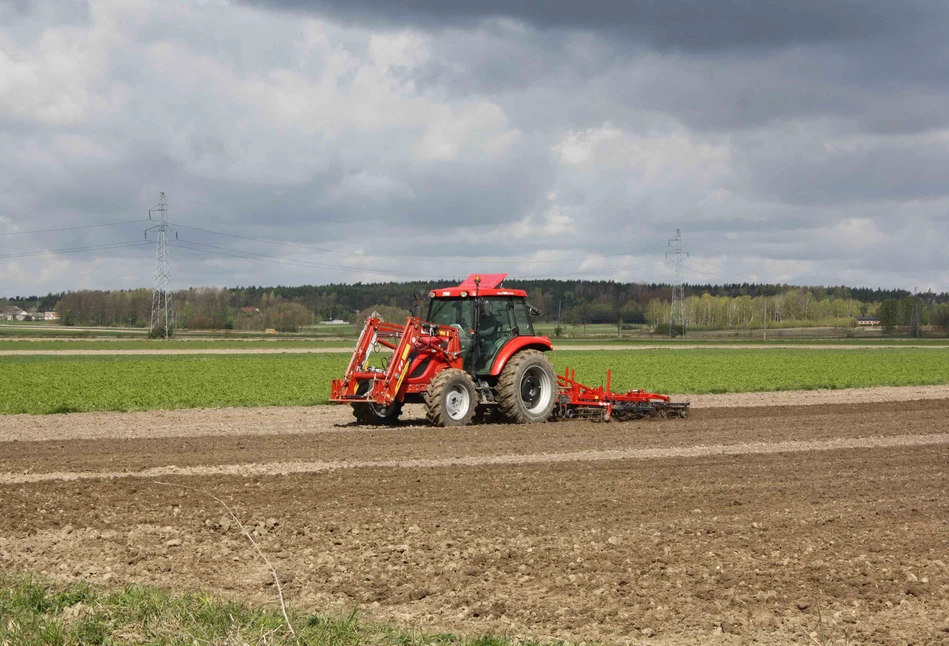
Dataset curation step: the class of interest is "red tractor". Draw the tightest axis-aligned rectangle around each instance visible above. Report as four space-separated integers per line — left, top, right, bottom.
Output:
330 274 688 426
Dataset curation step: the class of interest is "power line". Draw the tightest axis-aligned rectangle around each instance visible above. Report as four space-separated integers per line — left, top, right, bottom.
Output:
168 220 667 266
0 219 149 237
173 237 668 282
171 239 426 279
687 257 758 283
0 241 151 259
514 259 667 280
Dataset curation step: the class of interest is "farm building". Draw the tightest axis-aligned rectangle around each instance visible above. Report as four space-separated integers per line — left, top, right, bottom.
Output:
0 306 26 321
857 317 880 326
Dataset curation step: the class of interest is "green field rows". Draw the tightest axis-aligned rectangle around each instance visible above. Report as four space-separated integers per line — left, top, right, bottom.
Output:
0 339 352 351
1 348 948 415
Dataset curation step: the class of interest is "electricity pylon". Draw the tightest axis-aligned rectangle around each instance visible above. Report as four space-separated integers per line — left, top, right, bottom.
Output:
667 229 688 337
147 193 175 338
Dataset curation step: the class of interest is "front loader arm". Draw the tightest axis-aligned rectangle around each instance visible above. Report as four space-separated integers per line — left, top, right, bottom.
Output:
331 316 463 406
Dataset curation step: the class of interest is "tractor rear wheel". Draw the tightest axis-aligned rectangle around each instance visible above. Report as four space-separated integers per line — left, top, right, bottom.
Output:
497 349 556 424
424 368 477 427
351 401 403 425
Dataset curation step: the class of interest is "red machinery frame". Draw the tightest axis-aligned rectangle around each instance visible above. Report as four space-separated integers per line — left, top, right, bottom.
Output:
330 316 464 406
553 367 689 421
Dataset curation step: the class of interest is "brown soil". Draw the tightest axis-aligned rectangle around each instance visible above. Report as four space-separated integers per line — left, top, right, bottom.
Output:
2 389 949 644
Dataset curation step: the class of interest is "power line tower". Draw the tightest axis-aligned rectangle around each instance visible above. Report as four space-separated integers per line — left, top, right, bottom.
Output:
666 229 688 337
146 193 176 338
911 287 922 338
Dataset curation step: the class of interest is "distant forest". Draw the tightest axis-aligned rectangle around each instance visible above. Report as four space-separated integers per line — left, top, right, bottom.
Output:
3 279 948 333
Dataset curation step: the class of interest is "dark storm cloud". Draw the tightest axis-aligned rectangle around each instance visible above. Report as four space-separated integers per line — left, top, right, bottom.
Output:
0 0 89 26
240 0 941 51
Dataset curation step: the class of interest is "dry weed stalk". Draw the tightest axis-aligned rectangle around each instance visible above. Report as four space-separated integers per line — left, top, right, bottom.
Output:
152 480 298 642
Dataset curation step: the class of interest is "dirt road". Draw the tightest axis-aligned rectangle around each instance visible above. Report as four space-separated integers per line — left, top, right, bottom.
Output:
2 389 948 644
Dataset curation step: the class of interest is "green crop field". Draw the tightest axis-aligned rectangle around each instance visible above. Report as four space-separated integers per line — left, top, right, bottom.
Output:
0 339 352 351
1 348 948 414
554 348 949 394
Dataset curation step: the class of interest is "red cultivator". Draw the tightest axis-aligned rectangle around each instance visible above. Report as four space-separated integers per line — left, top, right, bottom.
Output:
553 367 689 422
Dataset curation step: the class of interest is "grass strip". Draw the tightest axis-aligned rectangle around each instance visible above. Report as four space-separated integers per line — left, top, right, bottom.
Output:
1 348 949 415
0 339 352 351
0 574 550 646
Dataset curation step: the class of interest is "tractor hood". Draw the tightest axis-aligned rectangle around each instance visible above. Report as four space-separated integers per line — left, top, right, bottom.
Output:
430 273 528 299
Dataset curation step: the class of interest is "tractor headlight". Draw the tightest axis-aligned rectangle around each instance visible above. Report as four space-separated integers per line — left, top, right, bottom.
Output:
460 291 468 298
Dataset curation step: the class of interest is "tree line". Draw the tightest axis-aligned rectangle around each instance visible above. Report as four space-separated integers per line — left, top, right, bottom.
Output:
3 280 948 334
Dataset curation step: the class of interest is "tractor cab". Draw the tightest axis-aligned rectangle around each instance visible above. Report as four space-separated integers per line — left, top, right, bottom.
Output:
426 274 540 375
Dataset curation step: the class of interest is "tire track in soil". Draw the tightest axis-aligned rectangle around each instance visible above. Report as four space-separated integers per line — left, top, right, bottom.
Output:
2 384 947 444
3 432 948 485
3 443 949 645
3 344 948 355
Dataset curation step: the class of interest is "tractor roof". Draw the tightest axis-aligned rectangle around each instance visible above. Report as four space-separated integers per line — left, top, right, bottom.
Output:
430 273 528 299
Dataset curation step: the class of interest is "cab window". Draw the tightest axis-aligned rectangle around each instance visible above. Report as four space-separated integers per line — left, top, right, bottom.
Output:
427 298 473 329
512 300 534 335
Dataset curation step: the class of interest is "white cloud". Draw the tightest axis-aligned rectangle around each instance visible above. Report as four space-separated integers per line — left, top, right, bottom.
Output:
414 101 521 160
0 18 119 126
328 170 415 201
368 31 428 70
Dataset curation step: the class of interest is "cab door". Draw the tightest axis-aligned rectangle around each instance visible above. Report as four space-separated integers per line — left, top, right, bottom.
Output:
475 297 517 375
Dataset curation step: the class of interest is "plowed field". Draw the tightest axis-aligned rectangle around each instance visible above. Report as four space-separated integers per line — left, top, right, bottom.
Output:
2 389 948 645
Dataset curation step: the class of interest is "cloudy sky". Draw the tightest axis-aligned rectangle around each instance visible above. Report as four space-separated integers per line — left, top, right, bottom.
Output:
2 0 948 296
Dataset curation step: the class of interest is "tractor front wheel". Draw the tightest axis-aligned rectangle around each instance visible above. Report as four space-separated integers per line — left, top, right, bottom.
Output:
424 369 477 427
351 401 403 425
497 349 556 424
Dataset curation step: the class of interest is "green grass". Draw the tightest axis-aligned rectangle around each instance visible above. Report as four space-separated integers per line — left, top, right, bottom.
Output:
0 326 139 338
0 574 550 646
551 337 949 345
0 339 352 351
1 348 949 414
553 348 949 394
0 354 349 414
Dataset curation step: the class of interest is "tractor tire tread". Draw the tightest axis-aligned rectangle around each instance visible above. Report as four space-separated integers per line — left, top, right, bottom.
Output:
496 349 556 424
424 369 477 427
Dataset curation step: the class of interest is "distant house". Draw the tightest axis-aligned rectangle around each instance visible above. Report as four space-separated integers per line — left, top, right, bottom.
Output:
0 306 25 321
44 311 61 321
319 319 349 325
241 307 260 314
857 317 880 326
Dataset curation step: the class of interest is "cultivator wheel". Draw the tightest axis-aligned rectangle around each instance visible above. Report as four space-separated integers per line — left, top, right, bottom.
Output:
424 368 477 427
